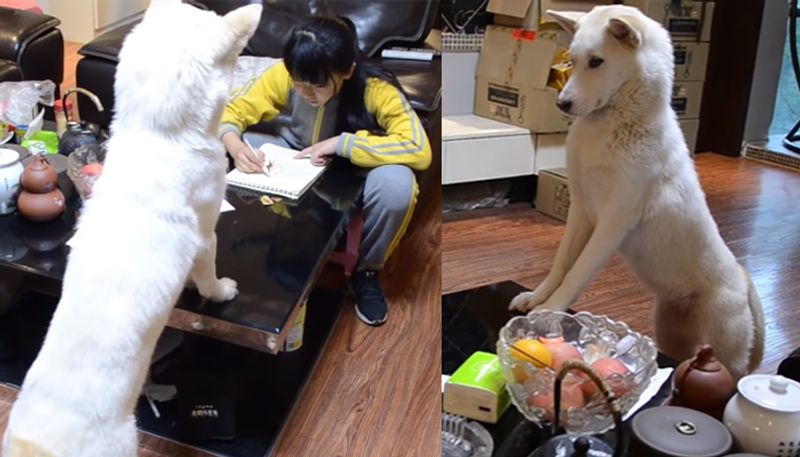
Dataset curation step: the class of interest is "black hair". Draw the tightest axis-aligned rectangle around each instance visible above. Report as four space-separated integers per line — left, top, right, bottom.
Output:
283 16 407 135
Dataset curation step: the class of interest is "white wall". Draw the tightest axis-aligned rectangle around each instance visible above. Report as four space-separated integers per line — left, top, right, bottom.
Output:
39 0 149 43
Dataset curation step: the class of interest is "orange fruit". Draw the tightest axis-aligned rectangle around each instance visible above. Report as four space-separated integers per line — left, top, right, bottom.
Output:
510 338 552 368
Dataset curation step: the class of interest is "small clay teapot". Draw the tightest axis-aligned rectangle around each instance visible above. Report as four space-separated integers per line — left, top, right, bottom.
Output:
17 188 65 222
20 154 58 194
669 344 735 420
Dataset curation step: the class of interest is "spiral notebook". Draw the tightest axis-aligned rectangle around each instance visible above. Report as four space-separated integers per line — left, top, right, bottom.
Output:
225 143 327 199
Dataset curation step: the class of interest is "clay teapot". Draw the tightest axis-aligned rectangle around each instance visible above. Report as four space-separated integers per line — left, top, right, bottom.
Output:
17 188 65 222
20 154 58 194
669 344 735 420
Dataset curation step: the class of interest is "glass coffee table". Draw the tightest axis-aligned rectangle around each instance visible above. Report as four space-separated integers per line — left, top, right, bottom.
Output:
0 158 365 456
442 281 675 457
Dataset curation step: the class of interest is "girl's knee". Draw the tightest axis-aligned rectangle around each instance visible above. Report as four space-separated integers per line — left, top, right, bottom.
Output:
364 166 417 213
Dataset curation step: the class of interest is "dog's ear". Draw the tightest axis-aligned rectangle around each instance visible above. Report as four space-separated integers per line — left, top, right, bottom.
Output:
223 4 262 52
608 16 642 48
546 10 584 35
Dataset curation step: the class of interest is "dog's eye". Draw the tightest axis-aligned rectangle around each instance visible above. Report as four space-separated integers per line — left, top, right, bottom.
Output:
588 57 604 69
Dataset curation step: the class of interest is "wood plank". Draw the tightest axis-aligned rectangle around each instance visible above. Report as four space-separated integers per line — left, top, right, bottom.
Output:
443 153 800 375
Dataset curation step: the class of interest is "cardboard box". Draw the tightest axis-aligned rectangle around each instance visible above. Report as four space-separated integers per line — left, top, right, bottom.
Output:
443 352 511 424
474 26 571 133
624 0 714 42
487 0 613 30
534 133 567 174
673 41 709 81
536 167 570 222
671 81 704 119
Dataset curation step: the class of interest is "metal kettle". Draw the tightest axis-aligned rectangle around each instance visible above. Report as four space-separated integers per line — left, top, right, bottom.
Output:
57 87 108 156
528 360 624 457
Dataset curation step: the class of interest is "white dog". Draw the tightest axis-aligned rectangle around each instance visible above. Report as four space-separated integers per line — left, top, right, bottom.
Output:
2 2 261 456
510 5 764 379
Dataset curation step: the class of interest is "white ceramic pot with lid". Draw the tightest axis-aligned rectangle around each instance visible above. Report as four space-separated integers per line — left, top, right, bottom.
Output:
0 147 24 215
723 374 800 456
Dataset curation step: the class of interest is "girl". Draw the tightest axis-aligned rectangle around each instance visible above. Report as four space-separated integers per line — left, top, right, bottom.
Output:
219 16 431 326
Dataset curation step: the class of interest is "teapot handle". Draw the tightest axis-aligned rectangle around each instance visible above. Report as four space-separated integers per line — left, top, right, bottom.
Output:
552 360 625 457
62 88 105 123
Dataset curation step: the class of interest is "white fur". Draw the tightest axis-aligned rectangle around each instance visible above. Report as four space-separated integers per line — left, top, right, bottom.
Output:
510 5 764 379
2 2 261 456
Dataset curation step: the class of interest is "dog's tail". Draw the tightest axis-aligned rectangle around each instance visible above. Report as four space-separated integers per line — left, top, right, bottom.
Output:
741 265 765 374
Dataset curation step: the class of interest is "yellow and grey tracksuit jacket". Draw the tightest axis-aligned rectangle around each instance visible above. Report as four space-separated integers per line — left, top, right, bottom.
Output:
218 61 431 172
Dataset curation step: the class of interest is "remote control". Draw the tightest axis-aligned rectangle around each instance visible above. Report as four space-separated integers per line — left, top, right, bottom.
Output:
381 47 440 61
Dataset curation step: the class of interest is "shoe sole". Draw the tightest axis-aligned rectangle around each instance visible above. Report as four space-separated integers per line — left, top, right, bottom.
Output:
354 302 387 326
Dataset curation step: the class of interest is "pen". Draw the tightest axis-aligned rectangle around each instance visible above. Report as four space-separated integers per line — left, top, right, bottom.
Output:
243 137 273 176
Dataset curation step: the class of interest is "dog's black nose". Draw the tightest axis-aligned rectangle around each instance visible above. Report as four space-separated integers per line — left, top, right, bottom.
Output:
557 99 572 113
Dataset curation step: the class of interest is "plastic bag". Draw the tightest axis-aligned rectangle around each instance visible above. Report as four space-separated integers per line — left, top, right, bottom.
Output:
0 80 56 126
443 180 511 213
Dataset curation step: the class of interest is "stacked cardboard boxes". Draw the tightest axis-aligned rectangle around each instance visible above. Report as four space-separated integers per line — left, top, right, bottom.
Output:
624 0 715 153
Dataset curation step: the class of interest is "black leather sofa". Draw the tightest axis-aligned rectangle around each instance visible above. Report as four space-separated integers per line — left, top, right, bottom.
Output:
0 6 64 111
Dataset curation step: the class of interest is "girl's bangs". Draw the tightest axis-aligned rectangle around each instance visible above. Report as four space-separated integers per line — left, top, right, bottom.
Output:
285 39 332 86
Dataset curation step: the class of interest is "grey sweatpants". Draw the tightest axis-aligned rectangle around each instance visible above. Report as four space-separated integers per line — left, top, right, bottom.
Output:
244 133 418 271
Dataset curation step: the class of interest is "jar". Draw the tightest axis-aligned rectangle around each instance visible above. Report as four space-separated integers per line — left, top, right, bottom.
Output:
0 148 24 214
723 375 800 456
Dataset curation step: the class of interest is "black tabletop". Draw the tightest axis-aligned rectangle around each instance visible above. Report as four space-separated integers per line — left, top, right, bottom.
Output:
443 281 675 457
0 158 364 335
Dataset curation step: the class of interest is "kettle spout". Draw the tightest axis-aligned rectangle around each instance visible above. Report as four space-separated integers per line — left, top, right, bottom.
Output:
62 87 105 121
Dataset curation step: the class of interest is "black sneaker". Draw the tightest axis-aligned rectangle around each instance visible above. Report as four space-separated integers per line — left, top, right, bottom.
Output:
351 269 388 326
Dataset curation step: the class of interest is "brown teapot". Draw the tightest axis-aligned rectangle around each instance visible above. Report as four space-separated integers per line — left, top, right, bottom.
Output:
20 154 58 194
17 188 65 222
669 344 735 420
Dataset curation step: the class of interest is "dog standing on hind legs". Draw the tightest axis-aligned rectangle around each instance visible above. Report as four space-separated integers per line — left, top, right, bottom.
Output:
508 5 764 380
1 1 261 456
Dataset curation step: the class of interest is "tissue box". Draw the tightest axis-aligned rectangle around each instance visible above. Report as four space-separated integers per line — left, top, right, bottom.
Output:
443 351 511 424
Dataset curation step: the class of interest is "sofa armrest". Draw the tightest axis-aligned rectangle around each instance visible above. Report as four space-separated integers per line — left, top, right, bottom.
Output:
381 58 441 114
0 6 60 66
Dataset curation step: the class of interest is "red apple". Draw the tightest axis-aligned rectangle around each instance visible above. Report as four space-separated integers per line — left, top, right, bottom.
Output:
527 381 586 422
81 162 103 177
542 340 584 371
581 357 633 400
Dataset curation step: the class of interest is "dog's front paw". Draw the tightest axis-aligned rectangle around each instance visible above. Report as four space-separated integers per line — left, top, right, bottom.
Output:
509 291 546 312
202 277 238 302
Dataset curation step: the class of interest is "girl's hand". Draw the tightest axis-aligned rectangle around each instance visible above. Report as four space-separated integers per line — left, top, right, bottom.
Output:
232 143 265 173
295 136 338 167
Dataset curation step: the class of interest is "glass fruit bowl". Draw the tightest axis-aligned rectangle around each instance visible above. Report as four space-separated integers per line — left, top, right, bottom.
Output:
66 143 106 200
496 310 658 434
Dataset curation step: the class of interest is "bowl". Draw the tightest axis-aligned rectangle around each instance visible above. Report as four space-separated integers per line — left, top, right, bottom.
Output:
66 143 106 200
497 310 658 434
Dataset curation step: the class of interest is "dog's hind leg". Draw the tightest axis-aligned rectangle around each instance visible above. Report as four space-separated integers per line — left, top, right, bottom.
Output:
535 215 634 311
510 201 593 312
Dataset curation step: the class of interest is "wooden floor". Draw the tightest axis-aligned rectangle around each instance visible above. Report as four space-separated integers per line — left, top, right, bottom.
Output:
443 153 800 376
1 43 442 456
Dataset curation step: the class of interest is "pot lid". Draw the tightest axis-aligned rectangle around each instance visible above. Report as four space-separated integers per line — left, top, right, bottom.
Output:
738 374 800 413
0 148 19 167
631 406 732 457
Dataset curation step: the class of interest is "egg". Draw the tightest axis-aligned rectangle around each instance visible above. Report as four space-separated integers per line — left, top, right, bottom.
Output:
526 381 586 422
510 338 552 368
581 357 633 399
